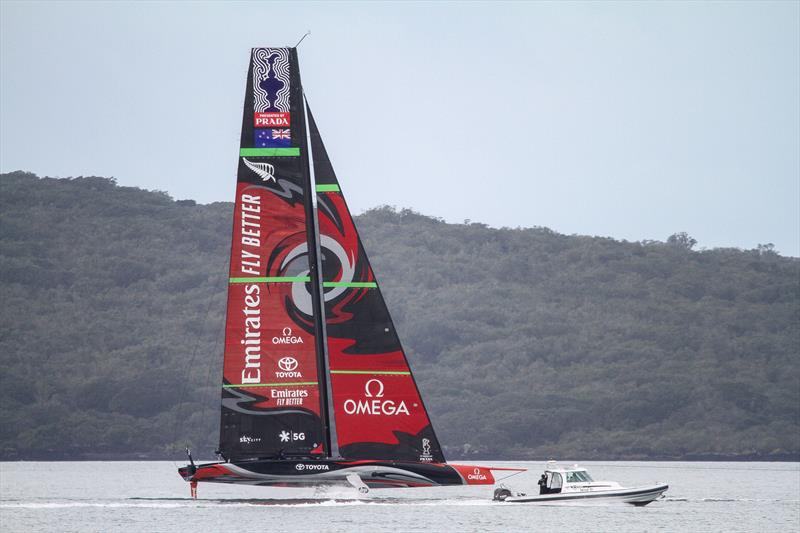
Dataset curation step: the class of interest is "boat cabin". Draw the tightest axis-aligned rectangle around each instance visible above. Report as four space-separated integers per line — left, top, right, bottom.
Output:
539 461 606 494
496 461 668 504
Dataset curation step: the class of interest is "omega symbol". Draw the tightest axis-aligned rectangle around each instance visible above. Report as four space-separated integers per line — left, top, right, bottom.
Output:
364 379 385 398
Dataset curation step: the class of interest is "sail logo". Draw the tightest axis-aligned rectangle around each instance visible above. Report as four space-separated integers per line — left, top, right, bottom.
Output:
468 468 487 481
272 327 304 345
343 379 410 416
242 158 275 182
240 284 262 384
279 430 305 443
365 379 384 398
252 48 290 112
275 357 302 378
238 194 263 276
295 463 330 471
254 111 290 127
271 388 307 406
420 438 433 462
278 357 298 371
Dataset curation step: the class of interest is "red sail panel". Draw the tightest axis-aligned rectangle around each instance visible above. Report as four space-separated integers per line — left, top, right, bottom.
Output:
218 48 326 460
309 109 446 463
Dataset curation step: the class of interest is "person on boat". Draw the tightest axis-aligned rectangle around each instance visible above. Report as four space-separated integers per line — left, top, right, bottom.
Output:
538 474 549 494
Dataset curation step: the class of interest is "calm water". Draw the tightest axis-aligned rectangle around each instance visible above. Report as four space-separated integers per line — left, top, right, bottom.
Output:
1 461 798 532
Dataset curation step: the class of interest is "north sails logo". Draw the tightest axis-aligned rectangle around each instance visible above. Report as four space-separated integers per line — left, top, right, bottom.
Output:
343 379 411 416
243 157 276 182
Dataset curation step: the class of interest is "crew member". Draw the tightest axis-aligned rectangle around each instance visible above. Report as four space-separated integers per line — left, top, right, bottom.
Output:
538 473 549 494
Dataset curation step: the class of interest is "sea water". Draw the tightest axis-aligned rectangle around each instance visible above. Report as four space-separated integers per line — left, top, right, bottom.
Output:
1 461 798 532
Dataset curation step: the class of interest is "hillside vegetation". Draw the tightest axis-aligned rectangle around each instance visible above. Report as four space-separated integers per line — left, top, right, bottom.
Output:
1 172 798 460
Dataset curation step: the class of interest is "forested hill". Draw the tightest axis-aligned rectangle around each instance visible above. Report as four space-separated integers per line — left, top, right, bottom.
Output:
1 172 798 461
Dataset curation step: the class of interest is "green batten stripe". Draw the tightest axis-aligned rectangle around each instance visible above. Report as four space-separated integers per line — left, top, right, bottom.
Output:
230 276 310 283
316 184 341 192
239 147 300 157
330 370 411 375
323 281 378 288
223 381 319 388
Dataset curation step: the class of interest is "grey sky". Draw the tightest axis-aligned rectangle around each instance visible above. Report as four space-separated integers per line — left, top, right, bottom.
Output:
2 1 798 255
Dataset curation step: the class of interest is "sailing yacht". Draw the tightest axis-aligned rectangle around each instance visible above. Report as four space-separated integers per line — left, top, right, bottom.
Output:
178 47 522 495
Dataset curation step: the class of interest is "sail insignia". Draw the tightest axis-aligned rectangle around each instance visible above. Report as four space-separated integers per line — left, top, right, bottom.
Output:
242 158 276 182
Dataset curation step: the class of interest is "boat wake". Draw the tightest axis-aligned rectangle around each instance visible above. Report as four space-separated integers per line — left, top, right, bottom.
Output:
4 496 795 510
664 497 799 503
1 497 498 509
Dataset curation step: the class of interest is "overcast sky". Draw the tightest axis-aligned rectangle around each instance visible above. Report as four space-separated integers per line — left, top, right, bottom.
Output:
2 1 798 255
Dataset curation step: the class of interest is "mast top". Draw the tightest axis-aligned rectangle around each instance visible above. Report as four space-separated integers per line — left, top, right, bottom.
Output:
294 31 311 48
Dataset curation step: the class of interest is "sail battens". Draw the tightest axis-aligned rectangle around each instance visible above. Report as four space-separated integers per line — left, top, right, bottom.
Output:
315 184 340 192
229 276 311 283
322 281 377 288
330 370 411 375
239 147 300 157
223 381 319 388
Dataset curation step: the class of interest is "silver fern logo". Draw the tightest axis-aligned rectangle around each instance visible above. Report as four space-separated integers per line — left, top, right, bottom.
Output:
243 158 276 182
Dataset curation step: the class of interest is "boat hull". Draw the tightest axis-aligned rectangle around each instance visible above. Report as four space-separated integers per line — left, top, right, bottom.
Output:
501 484 669 506
180 459 503 489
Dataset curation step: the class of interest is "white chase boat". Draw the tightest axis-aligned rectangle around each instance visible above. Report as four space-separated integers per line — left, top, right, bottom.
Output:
493 461 668 506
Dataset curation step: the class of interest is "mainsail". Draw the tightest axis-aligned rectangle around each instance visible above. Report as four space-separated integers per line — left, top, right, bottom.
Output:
219 48 328 460
309 110 445 463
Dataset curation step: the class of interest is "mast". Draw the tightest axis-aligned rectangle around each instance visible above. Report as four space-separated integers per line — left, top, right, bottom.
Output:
295 51 335 458
302 93 340 458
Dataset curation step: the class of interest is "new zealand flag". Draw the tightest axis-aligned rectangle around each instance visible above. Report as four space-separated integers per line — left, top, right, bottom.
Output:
255 128 292 148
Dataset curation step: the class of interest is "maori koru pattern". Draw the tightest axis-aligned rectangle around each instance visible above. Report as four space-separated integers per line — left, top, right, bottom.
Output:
252 48 290 112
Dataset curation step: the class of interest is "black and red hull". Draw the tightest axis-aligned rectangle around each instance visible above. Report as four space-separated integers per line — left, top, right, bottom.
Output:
179 459 513 489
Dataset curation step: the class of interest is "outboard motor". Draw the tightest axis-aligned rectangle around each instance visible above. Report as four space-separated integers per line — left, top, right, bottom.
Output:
493 487 512 501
